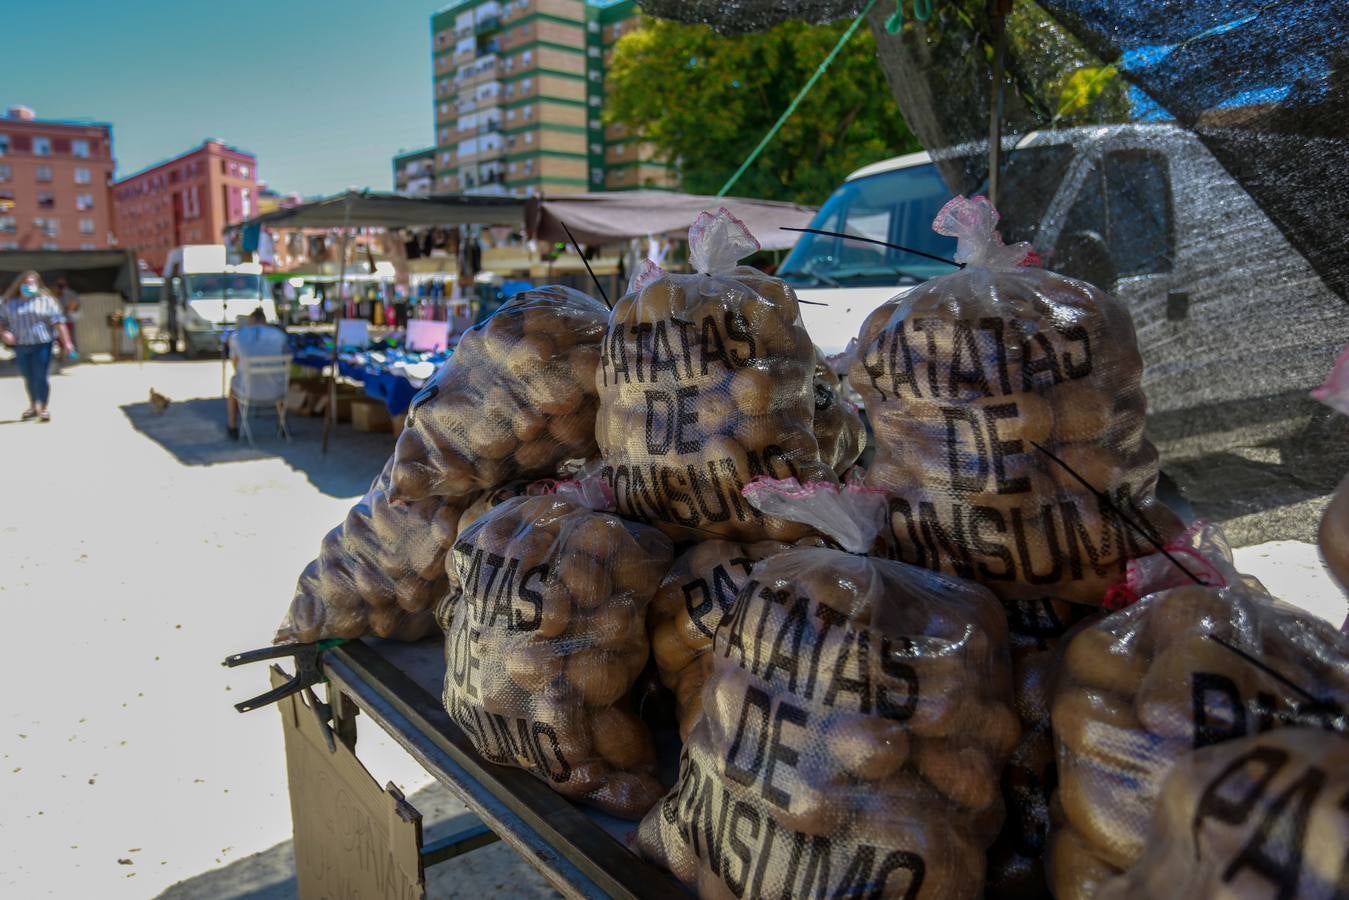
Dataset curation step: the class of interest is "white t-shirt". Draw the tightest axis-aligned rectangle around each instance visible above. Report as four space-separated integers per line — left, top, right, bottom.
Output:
229 324 290 399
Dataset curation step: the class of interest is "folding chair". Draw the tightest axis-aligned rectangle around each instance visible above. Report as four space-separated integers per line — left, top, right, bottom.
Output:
235 354 293 446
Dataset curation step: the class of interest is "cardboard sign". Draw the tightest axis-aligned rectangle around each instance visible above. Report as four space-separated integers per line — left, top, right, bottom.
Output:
274 668 425 900
336 318 370 348
406 319 450 352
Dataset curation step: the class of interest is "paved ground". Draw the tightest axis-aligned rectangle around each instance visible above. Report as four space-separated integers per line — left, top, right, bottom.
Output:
0 358 554 899
0 356 1341 899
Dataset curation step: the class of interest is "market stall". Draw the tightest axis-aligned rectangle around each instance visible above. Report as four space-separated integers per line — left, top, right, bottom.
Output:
224 4 1348 891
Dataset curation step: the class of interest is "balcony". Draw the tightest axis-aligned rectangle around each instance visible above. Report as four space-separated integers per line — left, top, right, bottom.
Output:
475 16 500 35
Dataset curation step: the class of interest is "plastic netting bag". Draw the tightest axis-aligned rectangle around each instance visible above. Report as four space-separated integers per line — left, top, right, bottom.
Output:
985 597 1096 899
442 490 674 818
648 538 790 739
597 208 834 542
278 460 462 643
849 195 1178 606
638 479 1018 898
1095 728 1349 900
1314 345 1349 603
812 347 867 477
390 285 609 501
1046 522 1349 899
456 480 534 536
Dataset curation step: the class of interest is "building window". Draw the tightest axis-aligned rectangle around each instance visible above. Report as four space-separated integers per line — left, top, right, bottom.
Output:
506 109 516 122
522 78 532 92
0 216 15 233
588 46 601 58
509 162 517 174
79 218 95 234
0 164 8 182
38 192 55 209
34 217 58 237
523 105 533 120
588 70 601 82
76 193 94 210
524 132 533 145
74 167 91 184
0 134 8 155
80 243 97 250
33 137 51 156
72 139 90 158
36 165 52 182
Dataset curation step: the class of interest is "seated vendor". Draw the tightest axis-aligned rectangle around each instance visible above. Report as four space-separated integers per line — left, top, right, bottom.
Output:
226 308 290 440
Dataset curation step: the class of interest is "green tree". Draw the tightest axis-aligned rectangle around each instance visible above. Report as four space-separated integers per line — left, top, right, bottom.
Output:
605 18 920 205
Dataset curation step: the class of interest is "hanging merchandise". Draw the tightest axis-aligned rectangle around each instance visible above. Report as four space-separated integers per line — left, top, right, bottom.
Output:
639 479 1019 898
442 489 674 818
276 458 464 643
390 285 609 501
1045 521 1349 899
850 196 1180 606
597 208 834 542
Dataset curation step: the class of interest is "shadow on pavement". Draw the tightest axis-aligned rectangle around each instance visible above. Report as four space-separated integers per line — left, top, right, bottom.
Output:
120 397 395 498
152 782 560 899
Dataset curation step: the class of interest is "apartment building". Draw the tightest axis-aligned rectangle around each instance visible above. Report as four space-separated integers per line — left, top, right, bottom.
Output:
598 1 675 191
430 0 673 198
0 106 116 252
394 147 437 195
111 141 259 272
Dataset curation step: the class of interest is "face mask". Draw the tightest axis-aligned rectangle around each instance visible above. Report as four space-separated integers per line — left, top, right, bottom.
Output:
20 283 37 297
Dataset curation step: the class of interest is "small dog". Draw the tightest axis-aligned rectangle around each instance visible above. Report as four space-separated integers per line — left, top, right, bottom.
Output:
149 388 171 414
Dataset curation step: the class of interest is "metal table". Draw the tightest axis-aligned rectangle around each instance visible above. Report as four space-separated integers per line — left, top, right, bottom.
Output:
317 637 689 900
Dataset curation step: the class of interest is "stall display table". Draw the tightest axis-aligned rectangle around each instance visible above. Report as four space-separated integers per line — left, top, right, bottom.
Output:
284 637 688 899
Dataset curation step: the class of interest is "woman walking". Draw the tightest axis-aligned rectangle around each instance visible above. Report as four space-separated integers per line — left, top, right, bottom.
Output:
0 271 74 423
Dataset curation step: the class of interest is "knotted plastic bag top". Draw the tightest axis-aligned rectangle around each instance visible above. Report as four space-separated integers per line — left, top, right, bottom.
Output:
688 206 761 275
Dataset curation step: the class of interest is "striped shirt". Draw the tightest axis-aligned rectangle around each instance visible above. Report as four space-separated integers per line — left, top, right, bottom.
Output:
0 293 67 346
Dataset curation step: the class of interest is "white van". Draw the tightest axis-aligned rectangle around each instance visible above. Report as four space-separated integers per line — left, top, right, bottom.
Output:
162 245 274 356
784 123 1348 447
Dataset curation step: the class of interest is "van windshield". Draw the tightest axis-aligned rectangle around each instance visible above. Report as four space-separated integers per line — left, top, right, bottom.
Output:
185 274 263 300
780 144 1075 287
780 163 958 287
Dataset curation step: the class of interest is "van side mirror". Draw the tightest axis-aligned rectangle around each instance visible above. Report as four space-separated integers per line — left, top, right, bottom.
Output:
1053 230 1117 289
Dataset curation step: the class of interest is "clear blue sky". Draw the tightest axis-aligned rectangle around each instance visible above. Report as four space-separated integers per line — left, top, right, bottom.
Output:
6 0 439 197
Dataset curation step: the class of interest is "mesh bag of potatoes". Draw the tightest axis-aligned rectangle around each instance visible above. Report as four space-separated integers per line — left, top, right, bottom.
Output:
812 347 867 477
985 597 1096 899
1313 346 1349 606
596 208 834 543
442 486 674 818
649 538 790 739
389 285 609 501
638 479 1019 899
277 459 463 643
1095 727 1349 900
849 195 1177 607
1046 522 1349 900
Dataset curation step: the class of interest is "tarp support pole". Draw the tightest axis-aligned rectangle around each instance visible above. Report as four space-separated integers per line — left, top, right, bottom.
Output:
986 0 1011 208
321 197 353 456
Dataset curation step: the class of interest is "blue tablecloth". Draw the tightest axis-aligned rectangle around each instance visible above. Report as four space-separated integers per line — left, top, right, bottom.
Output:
291 346 445 416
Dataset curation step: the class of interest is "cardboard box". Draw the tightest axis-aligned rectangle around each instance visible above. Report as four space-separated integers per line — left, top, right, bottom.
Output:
351 398 392 433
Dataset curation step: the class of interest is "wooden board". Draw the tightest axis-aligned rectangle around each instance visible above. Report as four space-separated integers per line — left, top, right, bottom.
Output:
274 667 426 900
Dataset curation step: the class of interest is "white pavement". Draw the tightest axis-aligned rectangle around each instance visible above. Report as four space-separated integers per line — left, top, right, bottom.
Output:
0 358 552 898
